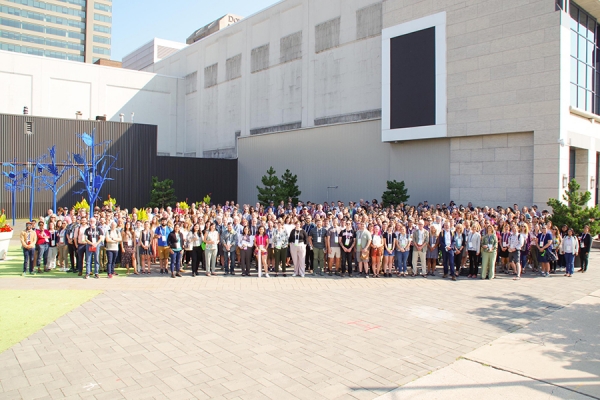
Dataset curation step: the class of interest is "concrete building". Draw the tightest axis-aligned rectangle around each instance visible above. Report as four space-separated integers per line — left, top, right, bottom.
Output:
122 38 187 71
186 14 243 45
1 0 600 209
0 0 112 63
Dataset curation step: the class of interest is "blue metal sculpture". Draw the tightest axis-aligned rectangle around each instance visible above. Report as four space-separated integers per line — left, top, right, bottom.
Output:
37 145 73 214
26 155 47 221
69 129 121 215
1 162 28 226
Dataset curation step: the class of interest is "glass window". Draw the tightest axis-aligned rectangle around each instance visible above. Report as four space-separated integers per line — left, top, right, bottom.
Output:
570 3 599 114
94 3 111 12
94 13 111 23
93 24 110 33
93 46 110 55
93 35 110 44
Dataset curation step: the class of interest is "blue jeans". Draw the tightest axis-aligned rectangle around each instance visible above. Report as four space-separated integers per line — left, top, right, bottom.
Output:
223 248 236 274
564 253 575 275
23 248 34 273
76 244 86 273
442 250 455 276
106 250 118 275
85 245 100 275
395 251 409 273
170 250 182 273
36 243 48 267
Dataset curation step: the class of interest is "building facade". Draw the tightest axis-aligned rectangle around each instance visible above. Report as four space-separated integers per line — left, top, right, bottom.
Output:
0 0 112 63
1 0 600 209
122 38 187 71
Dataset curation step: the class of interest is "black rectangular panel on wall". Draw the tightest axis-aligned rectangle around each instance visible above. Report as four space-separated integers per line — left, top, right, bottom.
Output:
390 27 436 130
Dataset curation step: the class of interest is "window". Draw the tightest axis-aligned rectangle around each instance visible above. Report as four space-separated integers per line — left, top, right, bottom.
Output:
5 0 85 18
570 3 599 114
93 46 110 55
94 13 111 23
94 3 111 12
94 24 110 33
93 35 110 44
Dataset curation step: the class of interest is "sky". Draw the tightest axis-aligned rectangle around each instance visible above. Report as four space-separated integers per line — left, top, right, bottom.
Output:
112 0 281 61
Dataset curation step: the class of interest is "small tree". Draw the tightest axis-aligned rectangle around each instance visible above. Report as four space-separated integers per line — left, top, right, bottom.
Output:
381 180 410 207
278 169 301 204
257 167 281 206
147 176 176 209
547 179 600 235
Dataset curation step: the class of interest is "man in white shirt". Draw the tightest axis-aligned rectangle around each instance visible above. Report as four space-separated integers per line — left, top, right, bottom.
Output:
411 220 429 277
508 224 524 280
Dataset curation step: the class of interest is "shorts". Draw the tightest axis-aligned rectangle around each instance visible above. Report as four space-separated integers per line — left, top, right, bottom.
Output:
158 246 171 260
328 247 341 259
370 247 383 258
357 250 369 262
508 250 520 264
384 248 395 257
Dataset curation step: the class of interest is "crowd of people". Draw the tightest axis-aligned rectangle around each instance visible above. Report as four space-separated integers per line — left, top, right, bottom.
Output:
20 199 593 280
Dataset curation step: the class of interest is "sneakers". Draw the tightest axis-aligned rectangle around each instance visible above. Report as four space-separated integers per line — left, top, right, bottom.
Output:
22 272 26 277
94 274 99 279
171 273 176 278
108 274 113 279
265 274 270 278
292 273 297 277
175 273 182 277
84 274 89 279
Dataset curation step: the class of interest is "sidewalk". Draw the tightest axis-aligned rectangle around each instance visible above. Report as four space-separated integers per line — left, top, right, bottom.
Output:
376 290 600 400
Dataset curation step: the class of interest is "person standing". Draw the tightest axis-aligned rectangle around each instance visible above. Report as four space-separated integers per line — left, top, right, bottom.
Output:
272 221 289 277
139 221 153 274
74 217 88 276
411 220 429 277
453 224 466 279
538 225 553 277
121 221 138 276
466 223 481 279
303 216 315 272
238 226 254 276
46 221 58 271
309 219 327 276
440 222 456 280
189 223 203 277
84 218 104 279
356 222 372 278
289 221 308 277
339 221 355 277
167 224 185 278
255 225 269 277
221 222 238 276
204 223 219 276
382 224 396 278
35 220 50 273
578 225 592 273
426 225 439 276
508 224 524 280
326 219 342 276
20 222 36 275
560 228 579 277
481 225 498 280
104 221 121 278
154 218 172 275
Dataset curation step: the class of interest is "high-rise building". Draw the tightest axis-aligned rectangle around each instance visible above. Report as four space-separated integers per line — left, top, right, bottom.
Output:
0 0 112 63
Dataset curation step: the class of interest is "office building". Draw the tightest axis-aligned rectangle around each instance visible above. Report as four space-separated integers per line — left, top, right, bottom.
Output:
0 0 112 63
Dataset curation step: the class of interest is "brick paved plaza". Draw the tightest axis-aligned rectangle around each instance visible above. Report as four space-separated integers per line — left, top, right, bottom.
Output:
0 251 599 400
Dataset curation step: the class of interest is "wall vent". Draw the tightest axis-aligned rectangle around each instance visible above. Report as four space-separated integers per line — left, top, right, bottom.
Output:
24 121 33 135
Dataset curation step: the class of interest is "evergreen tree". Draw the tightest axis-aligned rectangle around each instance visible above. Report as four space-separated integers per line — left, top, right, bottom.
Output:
278 169 301 204
547 179 600 235
147 176 176 209
381 180 410 207
257 167 281 206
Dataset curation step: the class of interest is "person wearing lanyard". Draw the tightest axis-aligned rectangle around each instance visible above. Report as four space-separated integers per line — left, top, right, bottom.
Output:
273 221 289 277
139 221 153 274
537 224 553 277
326 219 342 276
382 224 396 278
480 225 498 280
221 222 238 276
167 224 185 278
339 221 355 277
396 225 410 277
74 217 89 276
370 224 384 278
84 218 104 279
466 223 481 279
56 221 69 271
440 222 456 280
21 222 36 275
154 218 172 275
46 221 58 271
356 222 372 278
508 224 524 280
303 216 315 273
121 221 138 276
411 220 428 277
289 221 308 277
560 228 579 277
452 224 466 279
204 223 220 276
105 221 121 278
578 225 592 273
266 221 275 273
35 220 50 273
238 226 254 276
309 219 327 276
254 225 269 277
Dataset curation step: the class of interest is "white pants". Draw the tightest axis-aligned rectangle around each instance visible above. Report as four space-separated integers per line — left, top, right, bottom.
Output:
47 246 58 269
290 244 306 276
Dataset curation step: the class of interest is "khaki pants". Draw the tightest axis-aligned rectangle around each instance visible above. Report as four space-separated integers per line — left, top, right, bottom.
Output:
481 251 496 279
412 250 427 275
290 244 306 276
313 247 325 274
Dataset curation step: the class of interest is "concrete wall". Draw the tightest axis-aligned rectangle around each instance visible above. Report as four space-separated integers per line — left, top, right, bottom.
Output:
383 0 562 205
0 49 184 156
237 119 452 206
147 0 384 159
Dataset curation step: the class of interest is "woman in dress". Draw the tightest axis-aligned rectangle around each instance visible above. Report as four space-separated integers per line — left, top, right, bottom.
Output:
538 224 553 277
139 221 153 274
426 225 439 276
150 216 159 264
121 221 138 275
550 226 562 274
255 225 269 277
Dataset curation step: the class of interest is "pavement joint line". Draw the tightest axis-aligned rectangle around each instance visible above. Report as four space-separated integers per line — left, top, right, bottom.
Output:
460 356 600 400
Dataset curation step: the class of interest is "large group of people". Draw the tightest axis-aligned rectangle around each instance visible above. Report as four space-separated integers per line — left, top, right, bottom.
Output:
20 199 593 280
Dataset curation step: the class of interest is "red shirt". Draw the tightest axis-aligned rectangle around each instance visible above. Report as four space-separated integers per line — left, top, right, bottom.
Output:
36 229 50 245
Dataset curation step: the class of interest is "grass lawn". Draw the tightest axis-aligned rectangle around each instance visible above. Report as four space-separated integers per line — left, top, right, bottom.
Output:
0 290 101 353
0 246 132 278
